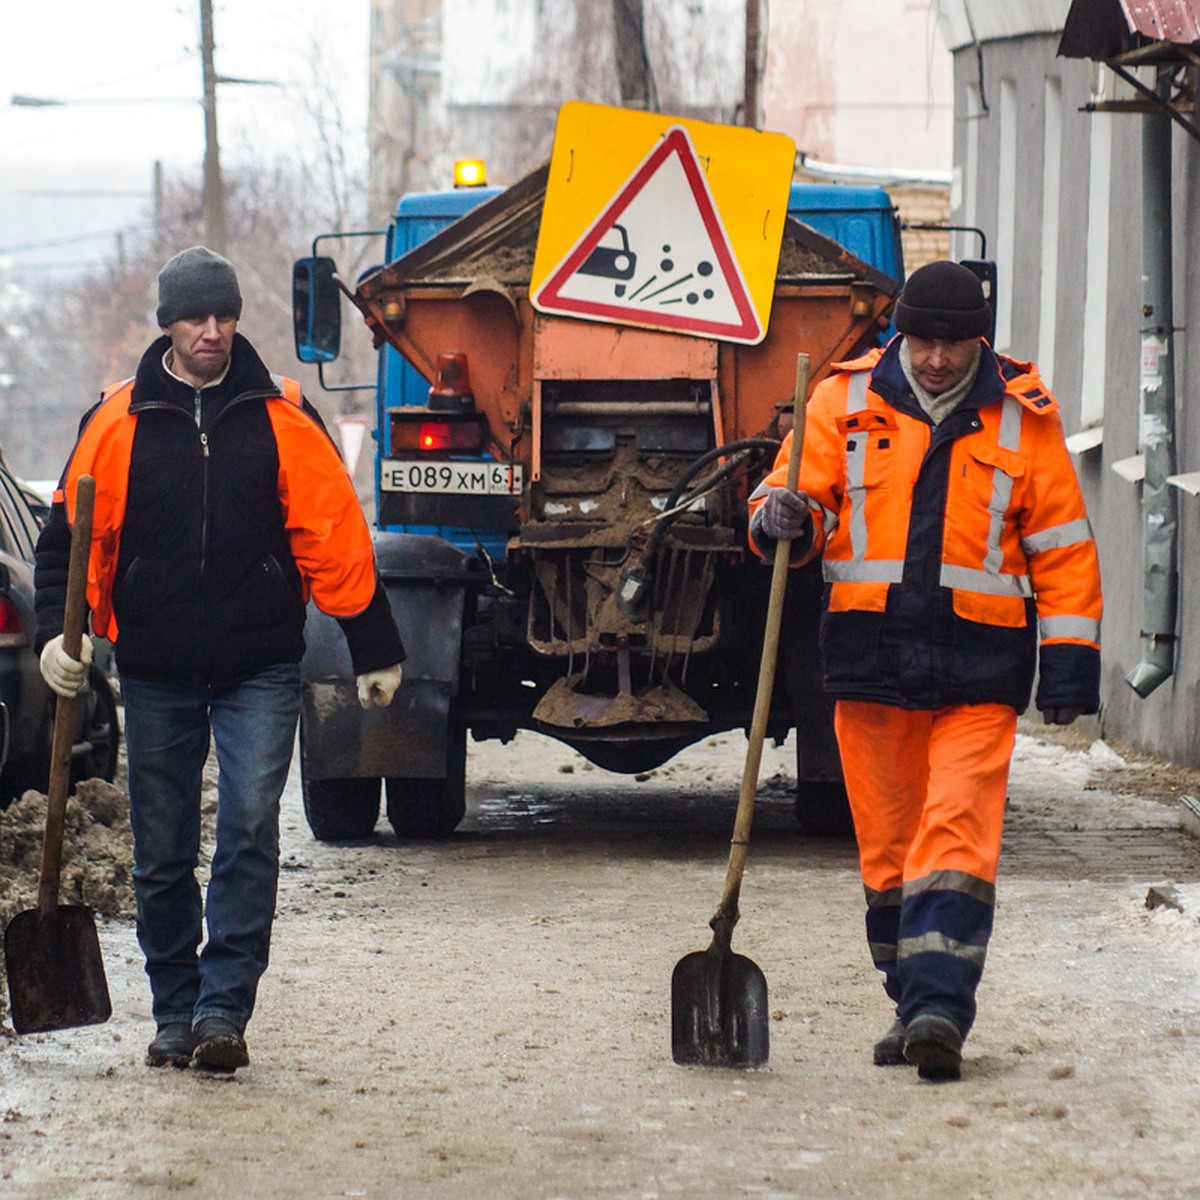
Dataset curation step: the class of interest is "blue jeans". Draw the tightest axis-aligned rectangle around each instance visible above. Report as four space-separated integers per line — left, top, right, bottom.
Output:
121 664 301 1032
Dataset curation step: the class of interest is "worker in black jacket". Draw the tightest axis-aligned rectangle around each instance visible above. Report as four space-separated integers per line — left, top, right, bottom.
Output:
36 246 405 1074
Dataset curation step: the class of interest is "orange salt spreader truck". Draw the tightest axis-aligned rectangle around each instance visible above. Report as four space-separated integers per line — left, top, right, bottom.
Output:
290 111 926 844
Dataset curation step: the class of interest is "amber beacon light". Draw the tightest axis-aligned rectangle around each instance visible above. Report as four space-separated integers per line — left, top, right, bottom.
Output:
453 158 488 188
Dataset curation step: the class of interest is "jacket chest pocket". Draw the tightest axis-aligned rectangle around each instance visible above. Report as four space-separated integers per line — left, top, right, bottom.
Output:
840 410 899 492
958 440 1026 516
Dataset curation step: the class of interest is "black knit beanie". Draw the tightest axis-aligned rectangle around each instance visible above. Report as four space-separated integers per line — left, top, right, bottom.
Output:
156 246 243 327
893 260 991 341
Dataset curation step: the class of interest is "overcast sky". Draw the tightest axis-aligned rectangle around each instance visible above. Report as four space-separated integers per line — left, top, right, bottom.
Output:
0 0 370 280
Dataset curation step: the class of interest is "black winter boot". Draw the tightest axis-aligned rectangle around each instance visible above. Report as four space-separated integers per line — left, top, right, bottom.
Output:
873 1017 908 1066
191 1016 250 1074
903 1012 964 1081
146 1022 198 1068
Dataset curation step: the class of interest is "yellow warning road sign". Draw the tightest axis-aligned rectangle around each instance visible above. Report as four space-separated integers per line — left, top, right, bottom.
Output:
531 102 796 345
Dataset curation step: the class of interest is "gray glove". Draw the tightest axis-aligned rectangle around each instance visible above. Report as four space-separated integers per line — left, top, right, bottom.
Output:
760 487 812 541
356 663 403 709
39 632 94 699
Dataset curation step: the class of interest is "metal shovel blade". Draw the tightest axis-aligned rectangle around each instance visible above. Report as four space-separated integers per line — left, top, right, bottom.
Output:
671 942 769 1068
4 905 113 1035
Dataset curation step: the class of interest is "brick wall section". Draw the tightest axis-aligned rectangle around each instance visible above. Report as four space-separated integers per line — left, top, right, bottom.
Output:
891 185 952 275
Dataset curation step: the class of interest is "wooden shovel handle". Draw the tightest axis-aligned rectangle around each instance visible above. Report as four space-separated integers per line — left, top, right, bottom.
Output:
711 355 809 938
38 475 95 917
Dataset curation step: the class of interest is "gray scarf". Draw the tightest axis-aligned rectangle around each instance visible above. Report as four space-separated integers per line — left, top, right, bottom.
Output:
899 338 982 425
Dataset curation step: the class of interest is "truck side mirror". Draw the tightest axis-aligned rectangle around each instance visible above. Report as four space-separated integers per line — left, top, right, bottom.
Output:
958 258 998 346
292 257 342 364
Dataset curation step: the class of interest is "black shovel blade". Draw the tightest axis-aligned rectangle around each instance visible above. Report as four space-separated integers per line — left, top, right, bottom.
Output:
671 944 769 1068
4 906 112 1035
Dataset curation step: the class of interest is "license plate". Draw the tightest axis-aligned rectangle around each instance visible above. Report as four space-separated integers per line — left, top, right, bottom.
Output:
381 459 524 496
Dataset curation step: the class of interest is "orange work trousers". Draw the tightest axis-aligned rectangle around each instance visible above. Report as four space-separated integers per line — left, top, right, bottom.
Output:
834 699 1018 1035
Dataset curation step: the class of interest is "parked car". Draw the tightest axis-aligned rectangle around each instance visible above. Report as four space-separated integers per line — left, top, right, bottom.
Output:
0 462 120 807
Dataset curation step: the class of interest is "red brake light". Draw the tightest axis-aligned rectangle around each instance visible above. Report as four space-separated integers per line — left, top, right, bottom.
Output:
420 422 453 451
391 413 487 454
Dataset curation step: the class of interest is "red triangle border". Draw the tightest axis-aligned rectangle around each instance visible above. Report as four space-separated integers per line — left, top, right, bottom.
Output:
533 126 763 344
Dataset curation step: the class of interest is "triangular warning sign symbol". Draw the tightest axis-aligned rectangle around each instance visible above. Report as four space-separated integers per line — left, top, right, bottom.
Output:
531 126 764 344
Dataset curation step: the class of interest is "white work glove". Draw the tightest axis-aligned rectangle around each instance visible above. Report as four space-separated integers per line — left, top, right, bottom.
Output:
39 632 94 699
760 487 812 541
356 663 403 709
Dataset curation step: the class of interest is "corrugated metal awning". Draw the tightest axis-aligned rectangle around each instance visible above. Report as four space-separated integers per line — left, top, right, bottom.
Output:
1059 0 1200 58
1121 0 1200 41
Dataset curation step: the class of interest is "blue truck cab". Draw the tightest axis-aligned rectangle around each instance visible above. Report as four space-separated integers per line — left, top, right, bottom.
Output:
787 183 904 285
375 186 504 555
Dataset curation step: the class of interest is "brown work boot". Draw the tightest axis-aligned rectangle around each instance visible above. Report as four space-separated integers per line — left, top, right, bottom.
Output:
903 1013 964 1081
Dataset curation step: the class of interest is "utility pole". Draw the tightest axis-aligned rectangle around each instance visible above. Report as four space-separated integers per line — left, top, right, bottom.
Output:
200 0 226 255
613 0 651 110
743 0 761 129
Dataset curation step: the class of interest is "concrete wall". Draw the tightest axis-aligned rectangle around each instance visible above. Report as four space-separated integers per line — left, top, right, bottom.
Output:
764 0 953 173
946 30 1200 764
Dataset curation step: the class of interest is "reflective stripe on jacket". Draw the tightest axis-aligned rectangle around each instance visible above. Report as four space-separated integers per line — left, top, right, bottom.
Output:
748 337 1102 712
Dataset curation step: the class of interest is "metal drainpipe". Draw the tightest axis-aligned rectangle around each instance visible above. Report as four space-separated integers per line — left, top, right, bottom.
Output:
1126 67 1179 698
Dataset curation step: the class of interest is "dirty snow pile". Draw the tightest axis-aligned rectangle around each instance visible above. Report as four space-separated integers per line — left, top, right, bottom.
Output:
0 780 134 1027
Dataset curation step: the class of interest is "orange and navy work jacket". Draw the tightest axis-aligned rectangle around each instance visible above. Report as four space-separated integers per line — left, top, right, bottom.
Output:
35 333 405 687
748 338 1102 713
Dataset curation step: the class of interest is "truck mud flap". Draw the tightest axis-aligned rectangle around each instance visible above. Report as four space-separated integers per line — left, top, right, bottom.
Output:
301 533 480 781
301 678 452 780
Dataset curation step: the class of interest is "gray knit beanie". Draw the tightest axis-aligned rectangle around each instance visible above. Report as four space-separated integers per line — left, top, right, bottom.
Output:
156 246 243 327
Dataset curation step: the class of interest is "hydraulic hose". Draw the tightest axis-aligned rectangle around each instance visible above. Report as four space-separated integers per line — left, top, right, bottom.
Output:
616 437 782 616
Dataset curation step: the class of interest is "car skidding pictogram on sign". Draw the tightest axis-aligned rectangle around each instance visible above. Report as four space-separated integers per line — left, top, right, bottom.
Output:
531 102 796 346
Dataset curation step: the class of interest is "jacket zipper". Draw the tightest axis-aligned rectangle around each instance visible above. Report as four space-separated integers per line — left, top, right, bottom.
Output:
193 390 209 579
131 386 283 579
197 392 280 588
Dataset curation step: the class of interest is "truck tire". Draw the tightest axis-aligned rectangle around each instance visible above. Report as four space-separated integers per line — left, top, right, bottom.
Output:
302 773 381 841
385 725 467 838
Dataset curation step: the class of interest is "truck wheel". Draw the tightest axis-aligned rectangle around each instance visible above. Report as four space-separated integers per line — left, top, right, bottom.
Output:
385 726 467 838
794 780 855 838
302 773 381 841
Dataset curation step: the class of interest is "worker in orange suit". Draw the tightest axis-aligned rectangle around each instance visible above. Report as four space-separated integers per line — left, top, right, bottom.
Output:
748 261 1102 1081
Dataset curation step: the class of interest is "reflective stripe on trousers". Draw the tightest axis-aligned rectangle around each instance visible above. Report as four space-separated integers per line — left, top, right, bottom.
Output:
835 699 1017 1036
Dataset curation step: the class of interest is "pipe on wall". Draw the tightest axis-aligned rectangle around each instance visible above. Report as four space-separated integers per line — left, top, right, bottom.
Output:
1125 67 1179 698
